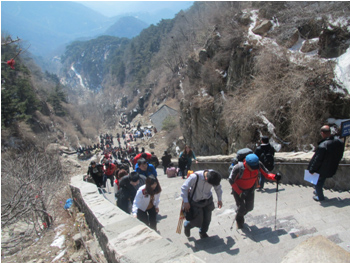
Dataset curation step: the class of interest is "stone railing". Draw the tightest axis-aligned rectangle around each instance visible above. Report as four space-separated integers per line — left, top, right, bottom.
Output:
189 151 350 191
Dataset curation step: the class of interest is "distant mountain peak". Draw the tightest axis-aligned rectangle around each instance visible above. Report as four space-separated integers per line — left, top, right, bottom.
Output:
104 16 149 38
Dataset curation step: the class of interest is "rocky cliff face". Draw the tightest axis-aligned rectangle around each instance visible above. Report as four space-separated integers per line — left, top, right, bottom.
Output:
176 3 350 155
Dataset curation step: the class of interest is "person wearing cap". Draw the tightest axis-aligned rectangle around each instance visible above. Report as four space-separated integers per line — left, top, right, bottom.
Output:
229 153 281 229
116 171 146 214
308 125 344 201
181 170 223 239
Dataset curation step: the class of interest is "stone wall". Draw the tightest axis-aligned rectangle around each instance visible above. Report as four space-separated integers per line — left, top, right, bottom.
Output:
190 151 350 191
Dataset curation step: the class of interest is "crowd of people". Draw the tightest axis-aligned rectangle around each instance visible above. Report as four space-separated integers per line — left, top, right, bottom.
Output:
85 124 345 238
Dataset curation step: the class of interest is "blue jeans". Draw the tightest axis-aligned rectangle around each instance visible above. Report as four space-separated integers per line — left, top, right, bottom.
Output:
315 177 326 200
259 175 265 189
103 174 114 187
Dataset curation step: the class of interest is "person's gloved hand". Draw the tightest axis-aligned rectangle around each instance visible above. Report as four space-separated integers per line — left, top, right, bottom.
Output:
275 172 282 182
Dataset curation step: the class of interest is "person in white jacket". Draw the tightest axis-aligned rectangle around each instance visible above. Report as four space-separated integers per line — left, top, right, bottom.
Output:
132 175 162 231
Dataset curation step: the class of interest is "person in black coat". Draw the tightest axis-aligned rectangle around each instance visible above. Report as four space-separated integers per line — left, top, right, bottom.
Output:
116 172 146 213
254 136 275 190
87 161 104 188
308 125 345 201
161 151 172 175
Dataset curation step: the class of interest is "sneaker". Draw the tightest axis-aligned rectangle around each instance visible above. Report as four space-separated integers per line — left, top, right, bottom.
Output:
236 221 244 229
313 196 324 202
199 232 209 239
184 225 191 237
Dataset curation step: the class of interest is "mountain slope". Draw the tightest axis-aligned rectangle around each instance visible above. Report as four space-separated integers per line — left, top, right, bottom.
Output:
1 1 115 56
105 16 149 38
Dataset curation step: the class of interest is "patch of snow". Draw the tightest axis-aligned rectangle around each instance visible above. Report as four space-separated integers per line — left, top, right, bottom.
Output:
71 63 85 88
334 47 350 94
200 88 208 97
257 112 282 151
246 10 263 45
289 35 305 52
327 15 350 31
50 235 65 249
51 248 67 262
179 80 184 95
221 91 226 101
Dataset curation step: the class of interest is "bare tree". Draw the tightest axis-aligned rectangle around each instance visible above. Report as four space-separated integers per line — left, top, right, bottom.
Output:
1 148 68 249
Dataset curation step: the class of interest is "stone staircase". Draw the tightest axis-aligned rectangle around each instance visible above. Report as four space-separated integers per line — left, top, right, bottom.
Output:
71 167 350 262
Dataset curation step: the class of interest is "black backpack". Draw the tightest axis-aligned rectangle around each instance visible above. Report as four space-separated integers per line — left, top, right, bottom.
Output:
260 149 274 171
228 148 253 175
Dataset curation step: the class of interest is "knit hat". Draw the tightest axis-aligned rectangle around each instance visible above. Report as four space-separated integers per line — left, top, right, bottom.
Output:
245 154 260 170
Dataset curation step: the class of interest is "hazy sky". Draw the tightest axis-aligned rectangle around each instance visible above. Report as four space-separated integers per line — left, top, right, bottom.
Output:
78 1 193 17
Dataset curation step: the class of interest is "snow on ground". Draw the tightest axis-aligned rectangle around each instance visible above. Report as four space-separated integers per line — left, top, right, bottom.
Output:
334 47 350 94
50 224 66 249
71 63 86 88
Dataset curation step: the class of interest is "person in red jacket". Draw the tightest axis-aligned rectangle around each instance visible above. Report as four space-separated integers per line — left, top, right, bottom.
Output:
132 152 152 166
229 153 281 229
103 161 117 188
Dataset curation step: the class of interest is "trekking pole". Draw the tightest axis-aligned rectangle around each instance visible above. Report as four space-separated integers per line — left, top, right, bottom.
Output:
230 215 236 231
274 177 279 231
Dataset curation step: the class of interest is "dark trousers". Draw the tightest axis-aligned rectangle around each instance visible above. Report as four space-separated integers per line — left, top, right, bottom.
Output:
91 174 103 188
137 207 157 231
103 174 114 187
184 198 214 234
233 188 255 226
117 198 130 214
315 177 326 200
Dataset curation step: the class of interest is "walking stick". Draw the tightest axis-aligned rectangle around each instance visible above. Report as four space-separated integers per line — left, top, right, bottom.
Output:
274 179 279 231
230 215 236 231
176 201 185 234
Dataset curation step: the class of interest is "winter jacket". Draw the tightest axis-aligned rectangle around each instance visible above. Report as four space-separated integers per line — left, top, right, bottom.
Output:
87 164 103 177
150 154 160 168
132 185 160 215
135 163 158 178
254 143 275 171
115 174 146 201
308 136 344 179
133 152 152 165
229 161 276 195
103 163 116 176
179 151 197 168
161 154 172 167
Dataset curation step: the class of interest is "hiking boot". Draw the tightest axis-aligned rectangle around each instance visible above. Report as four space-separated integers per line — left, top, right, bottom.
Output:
184 225 191 237
199 232 209 239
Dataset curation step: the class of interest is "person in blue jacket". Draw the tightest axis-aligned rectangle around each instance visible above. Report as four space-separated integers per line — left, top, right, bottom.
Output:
135 158 158 178
179 145 198 175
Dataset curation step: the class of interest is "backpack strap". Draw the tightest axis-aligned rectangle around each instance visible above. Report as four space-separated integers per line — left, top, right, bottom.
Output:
188 173 199 203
